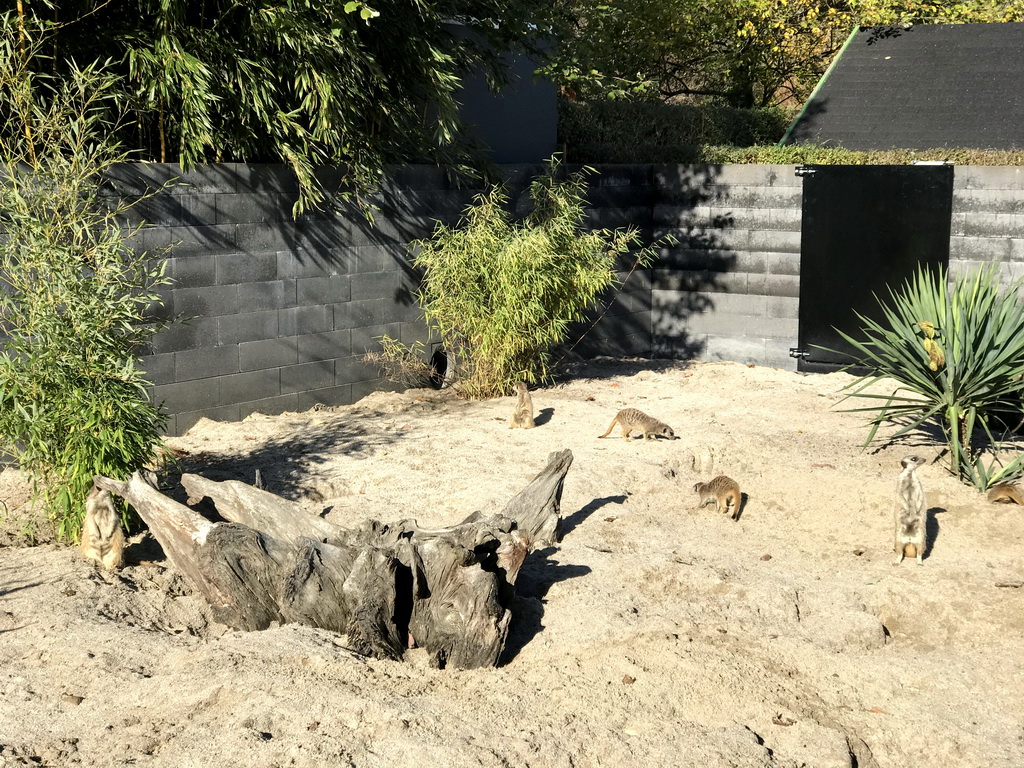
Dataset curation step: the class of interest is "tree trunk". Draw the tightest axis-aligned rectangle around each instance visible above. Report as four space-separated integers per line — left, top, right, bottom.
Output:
94 449 573 669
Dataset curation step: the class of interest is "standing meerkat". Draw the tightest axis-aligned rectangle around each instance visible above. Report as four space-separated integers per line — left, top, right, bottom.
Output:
80 485 125 570
598 408 675 441
894 455 927 565
508 381 535 429
693 475 742 520
987 482 1024 505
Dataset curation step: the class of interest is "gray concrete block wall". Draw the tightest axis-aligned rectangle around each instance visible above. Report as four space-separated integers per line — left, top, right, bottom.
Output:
126 162 1024 436
950 167 1024 284
133 163 443 435
650 164 802 370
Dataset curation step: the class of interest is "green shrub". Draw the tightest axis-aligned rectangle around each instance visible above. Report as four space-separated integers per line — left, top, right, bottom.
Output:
408 157 660 400
0 31 171 542
837 266 1024 490
559 99 793 162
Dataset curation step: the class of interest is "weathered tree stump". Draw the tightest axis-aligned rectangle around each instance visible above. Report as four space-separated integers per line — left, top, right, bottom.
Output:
94 449 573 669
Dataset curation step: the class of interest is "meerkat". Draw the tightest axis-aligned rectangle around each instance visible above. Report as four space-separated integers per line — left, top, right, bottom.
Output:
80 485 125 570
894 455 927 565
598 408 675 441
987 482 1024 505
693 475 742 520
508 381 535 429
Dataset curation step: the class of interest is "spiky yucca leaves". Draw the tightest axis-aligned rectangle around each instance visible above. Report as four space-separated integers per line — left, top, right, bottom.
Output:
413 160 658 400
0 29 170 542
838 266 1024 489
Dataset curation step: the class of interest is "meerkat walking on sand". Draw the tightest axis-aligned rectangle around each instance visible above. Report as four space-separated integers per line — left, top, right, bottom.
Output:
598 408 675 441
894 455 927 565
694 476 742 520
508 381 535 429
80 485 125 570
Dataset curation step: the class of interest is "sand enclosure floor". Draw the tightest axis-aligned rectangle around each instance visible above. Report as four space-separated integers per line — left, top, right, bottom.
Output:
1 358 1023 767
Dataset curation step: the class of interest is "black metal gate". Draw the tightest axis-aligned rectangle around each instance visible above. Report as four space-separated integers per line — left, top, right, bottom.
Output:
794 164 954 373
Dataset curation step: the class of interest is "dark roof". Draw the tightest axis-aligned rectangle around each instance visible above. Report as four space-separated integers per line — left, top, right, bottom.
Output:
782 22 1024 150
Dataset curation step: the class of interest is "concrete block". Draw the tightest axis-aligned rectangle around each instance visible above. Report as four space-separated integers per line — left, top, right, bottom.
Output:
276 249 335 279
173 284 240 318
350 270 402 302
297 275 351 306
764 274 801 298
955 166 1024 191
236 222 291 254
963 212 1024 239
703 335 765 364
584 206 653 230
953 188 1024 215
166 224 237 257
219 369 281 405
764 339 800 371
139 353 175 386
216 251 278 285
173 165 241 194
168 256 216 289
174 345 241 382
216 192 291 225
233 164 301 194
297 330 352 363
150 317 219 353
336 299 384 329
1010 239 1024 263
766 252 801 276
766 296 800 320
281 360 337 394
768 206 803 231
336 354 383 384
237 280 297 311
152 379 222 414
279 305 334 337
748 228 801 253
239 336 299 371
351 323 401 355
949 211 967 236
219 311 279 345
949 235 1011 262
399 321 436 347
296 384 354 411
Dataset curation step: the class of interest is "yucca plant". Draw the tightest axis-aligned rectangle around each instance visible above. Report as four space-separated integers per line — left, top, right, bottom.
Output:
837 265 1024 489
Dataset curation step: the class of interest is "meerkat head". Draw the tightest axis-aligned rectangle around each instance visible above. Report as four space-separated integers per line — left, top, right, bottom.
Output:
662 426 676 439
693 482 704 493
900 455 926 470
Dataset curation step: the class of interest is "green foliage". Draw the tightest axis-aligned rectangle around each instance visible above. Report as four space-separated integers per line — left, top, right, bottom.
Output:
559 99 794 162
0 25 170 542
411 158 660 399
837 266 1024 490
13 0 557 215
548 1 1024 108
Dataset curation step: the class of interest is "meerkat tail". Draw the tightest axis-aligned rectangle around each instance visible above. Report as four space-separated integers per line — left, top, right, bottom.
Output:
598 417 618 439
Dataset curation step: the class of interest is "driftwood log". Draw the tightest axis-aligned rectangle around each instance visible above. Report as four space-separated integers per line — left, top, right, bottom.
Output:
94 449 573 669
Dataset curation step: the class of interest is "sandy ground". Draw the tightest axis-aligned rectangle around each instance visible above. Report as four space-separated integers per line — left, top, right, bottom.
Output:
1 358 1023 768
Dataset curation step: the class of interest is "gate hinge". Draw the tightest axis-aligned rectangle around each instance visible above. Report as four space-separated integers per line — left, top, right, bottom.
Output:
795 166 816 177
789 347 810 359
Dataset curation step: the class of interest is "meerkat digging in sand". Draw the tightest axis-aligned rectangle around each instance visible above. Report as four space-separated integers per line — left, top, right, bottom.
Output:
598 408 674 441
894 455 927 565
508 381 535 429
80 485 125 570
693 475 742 520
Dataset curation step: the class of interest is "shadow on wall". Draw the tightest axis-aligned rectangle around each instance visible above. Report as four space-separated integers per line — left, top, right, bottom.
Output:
649 164 735 359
